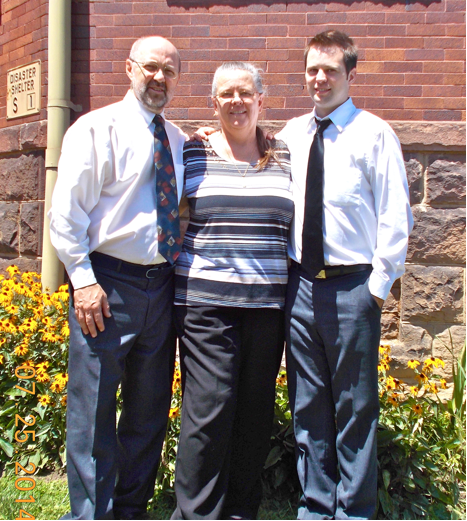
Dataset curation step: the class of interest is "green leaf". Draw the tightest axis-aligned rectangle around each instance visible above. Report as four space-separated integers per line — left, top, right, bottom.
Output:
264 446 282 469
0 437 14 457
382 469 391 490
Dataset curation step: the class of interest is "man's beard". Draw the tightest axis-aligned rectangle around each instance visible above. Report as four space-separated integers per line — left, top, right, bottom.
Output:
134 80 168 111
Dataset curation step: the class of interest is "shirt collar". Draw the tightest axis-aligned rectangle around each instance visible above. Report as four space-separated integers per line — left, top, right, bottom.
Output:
309 98 356 133
124 90 166 129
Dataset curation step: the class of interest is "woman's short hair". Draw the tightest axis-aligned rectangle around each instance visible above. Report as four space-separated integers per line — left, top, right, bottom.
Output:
211 61 264 97
211 62 280 172
304 30 358 75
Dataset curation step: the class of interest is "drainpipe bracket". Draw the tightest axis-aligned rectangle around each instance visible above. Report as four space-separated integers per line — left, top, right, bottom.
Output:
48 99 83 112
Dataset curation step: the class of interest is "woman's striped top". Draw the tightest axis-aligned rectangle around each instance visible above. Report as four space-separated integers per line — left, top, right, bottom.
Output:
174 137 293 309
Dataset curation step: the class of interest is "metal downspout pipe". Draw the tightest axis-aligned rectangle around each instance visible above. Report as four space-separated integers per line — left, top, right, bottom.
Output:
41 0 80 292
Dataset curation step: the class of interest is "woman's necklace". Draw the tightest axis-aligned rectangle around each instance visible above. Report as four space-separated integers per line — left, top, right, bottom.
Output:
223 141 257 177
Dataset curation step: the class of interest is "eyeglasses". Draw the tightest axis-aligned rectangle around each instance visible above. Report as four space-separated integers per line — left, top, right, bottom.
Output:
129 58 178 80
216 90 258 102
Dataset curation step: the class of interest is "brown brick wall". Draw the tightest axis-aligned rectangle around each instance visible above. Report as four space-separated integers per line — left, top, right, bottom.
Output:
0 0 48 126
65 0 466 123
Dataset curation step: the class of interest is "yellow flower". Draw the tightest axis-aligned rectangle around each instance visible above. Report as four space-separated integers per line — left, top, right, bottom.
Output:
276 372 287 386
36 371 51 383
38 394 52 407
387 394 399 407
0 354 4 365
50 381 64 393
36 361 50 372
430 383 439 394
409 386 418 397
412 404 423 415
386 375 396 390
379 344 391 355
61 395 67 407
6 265 20 278
423 357 445 370
14 344 29 357
415 372 428 385
440 379 447 389
54 373 68 387
61 323 70 337
169 407 180 420
407 359 420 370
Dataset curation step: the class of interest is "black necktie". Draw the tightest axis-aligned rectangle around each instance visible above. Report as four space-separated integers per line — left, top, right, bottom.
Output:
301 117 332 273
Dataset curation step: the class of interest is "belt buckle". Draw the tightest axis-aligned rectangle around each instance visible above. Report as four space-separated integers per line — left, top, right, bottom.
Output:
315 269 327 279
146 267 160 279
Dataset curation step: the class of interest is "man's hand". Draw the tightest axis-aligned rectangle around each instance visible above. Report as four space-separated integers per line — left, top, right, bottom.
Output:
372 295 384 309
74 283 111 338
190 126 217 141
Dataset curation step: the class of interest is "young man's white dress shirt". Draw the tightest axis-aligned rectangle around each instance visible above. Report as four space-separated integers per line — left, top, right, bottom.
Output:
277 97 413 300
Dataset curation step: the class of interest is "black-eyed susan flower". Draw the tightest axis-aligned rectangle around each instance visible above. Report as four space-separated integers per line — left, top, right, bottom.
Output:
61 395 67 407
169 407 180 419
415 372 428 385
440 378 447 390
409 386 418 397
387 394 399 407
50 381 63 393
36 361 50 372
38 394 52 407
412 404 423 415
36 372 51 383
14 344 29 357
386 375 397 390
407 359 420 370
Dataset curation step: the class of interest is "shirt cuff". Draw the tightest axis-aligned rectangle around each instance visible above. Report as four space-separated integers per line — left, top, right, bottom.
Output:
67 262 97 290
368 271 394 301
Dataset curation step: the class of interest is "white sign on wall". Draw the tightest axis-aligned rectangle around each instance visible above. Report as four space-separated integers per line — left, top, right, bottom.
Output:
7 61 41 120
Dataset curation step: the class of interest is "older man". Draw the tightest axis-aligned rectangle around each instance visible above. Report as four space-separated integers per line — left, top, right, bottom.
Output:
49 36 186 520
277 31 413 519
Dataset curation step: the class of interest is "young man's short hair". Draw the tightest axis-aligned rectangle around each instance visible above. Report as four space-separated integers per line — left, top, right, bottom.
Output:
304 30 358 75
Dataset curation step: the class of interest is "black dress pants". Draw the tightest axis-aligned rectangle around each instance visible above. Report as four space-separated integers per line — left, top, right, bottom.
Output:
172 305 284 520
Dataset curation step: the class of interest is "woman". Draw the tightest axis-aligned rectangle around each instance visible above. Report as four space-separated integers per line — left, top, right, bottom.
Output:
172 62 293 520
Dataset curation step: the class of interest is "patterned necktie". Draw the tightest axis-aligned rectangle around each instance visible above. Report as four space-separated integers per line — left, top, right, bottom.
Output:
301 117 332 274
153 115 181 264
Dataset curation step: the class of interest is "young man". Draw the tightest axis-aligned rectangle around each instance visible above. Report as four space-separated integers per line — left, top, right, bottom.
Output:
277 31 413 519
49 36 186 519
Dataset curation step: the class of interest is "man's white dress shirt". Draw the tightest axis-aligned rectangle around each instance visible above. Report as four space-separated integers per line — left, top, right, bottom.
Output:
277 98 413 300
49 90 187 290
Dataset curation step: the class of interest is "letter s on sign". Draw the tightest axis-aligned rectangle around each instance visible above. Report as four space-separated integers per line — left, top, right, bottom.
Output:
13 97 18 113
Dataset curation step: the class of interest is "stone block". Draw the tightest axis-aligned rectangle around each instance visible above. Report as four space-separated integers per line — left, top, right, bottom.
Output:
401 266 465 324
0 202 20 254
426 160 466 206
384 324 433 384
406 206 466 264
0 257 41 276
381 312 399 340
405 158 424 205
20 120 48 150
0 126 20 154
391 121 466 150
20 202 42 256
0 152 45 201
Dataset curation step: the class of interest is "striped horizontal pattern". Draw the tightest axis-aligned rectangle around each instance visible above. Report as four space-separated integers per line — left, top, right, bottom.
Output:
175 139 293 309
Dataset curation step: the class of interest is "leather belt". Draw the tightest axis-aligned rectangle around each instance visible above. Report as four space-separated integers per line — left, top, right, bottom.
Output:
291 260 371 280
90 251 171 279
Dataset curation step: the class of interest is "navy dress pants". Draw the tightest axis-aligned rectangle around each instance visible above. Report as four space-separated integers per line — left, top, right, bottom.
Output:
66 261 176 520
172 306 284 520
285 265 381 520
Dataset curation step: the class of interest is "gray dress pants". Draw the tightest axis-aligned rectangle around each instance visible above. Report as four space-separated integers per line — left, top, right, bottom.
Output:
285 265 381 520
66 257 176 519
